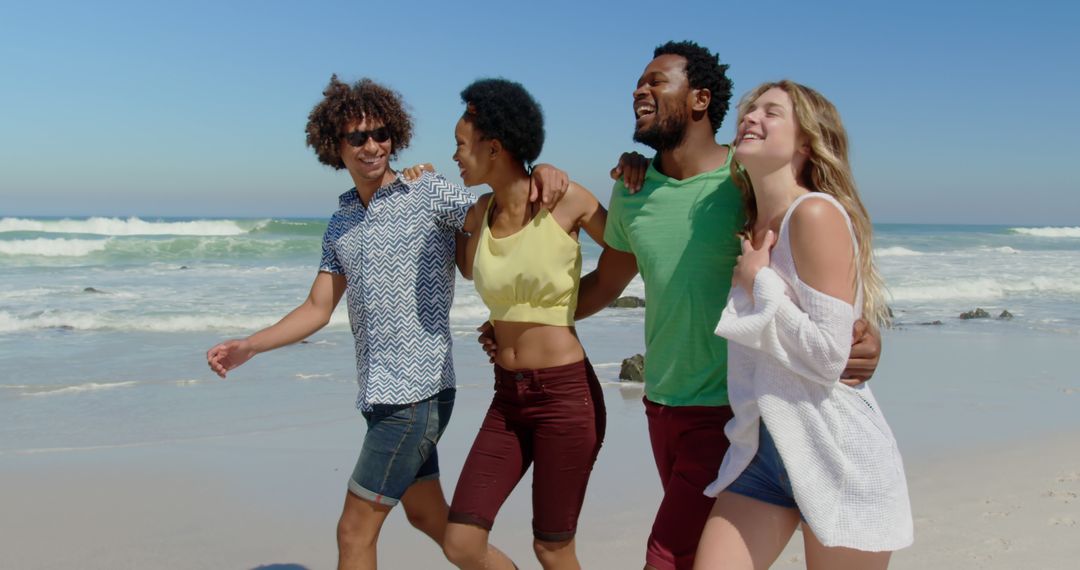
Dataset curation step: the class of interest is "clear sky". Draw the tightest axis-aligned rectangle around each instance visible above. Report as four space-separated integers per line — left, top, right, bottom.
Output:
1 0 1076 224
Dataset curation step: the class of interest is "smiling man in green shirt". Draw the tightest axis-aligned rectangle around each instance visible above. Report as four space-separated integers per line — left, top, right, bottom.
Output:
575 41 881 570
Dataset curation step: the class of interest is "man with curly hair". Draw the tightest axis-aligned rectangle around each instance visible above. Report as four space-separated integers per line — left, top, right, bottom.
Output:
206 75 567 569
574 41 883 569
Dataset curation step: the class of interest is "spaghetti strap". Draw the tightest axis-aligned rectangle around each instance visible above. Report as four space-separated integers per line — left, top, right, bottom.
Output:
481 194 496 233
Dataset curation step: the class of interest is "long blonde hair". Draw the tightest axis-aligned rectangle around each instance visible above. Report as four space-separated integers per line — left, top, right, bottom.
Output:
732 80 890 327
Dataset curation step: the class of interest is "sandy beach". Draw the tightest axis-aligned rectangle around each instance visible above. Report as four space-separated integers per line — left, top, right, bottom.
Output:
3 328 1079 569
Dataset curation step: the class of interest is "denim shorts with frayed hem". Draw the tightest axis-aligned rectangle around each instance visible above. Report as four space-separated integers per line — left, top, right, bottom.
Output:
348 387 455 507
726 420 799 511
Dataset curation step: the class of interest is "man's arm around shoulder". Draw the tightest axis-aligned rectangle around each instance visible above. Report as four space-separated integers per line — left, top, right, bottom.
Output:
575 246 638 320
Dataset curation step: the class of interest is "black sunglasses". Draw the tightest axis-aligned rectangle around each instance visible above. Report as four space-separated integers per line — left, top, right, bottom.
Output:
343 127 391 147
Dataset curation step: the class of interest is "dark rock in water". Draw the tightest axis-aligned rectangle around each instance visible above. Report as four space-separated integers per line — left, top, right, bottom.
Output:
998 310 1014 320
619 354 645 382
918 320 944 326
54 325 75 331
609 296 646 308
299 340 310 344
83 287 106 294
959 308 991 320
886 306 895 319
179 266 189 270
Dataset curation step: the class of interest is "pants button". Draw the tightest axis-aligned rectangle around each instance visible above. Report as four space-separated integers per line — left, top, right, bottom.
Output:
515 372 524 380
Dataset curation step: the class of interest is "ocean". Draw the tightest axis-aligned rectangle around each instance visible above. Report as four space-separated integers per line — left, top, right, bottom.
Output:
1 215 1078 455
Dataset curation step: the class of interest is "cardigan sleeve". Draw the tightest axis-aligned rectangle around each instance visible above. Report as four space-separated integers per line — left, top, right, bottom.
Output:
715 267 855 387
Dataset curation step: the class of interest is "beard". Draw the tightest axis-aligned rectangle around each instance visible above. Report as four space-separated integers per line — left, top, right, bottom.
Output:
632 105 689 152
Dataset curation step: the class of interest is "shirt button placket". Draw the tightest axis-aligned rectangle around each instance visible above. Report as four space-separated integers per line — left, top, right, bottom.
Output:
359 208 371 369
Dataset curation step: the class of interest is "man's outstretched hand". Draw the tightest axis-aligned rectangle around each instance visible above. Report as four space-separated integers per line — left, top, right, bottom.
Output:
206 339 256 379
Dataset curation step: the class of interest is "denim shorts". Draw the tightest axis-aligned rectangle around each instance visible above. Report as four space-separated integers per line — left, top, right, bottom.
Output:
349 387 455 507
726 421 799 511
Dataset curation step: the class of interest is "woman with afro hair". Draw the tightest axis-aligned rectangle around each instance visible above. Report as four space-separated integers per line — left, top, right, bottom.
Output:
441 78 609 570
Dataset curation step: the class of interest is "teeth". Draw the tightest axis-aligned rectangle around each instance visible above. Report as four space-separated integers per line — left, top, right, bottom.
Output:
635 106 655 118
742 133 763 140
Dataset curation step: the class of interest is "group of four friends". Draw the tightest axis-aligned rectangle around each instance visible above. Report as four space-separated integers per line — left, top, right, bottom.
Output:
206 40 914 570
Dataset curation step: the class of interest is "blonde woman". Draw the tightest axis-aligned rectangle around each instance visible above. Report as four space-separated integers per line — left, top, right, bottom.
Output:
694 81 912 569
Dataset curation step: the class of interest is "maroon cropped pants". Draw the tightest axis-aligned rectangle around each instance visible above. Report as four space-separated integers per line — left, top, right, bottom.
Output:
449 359 606 541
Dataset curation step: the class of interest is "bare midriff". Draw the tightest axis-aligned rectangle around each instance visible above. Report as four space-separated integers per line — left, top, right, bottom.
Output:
491 320 585 370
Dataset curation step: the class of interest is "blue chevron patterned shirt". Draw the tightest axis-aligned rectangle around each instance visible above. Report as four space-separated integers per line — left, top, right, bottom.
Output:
320 171 474 410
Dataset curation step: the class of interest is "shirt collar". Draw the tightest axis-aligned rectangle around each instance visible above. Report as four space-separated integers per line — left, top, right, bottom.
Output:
337 172 411 207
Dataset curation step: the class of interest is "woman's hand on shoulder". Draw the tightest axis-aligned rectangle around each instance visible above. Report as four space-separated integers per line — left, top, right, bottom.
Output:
610 152 649 193
529 164 569 209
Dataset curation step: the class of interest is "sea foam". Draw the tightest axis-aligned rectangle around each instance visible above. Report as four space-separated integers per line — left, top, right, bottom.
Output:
889 276 1080 302
876 246 924 257
23 381 140 397
0 216 267 236
0 311 349 333
0 238 109 257
1009 226 1080 238
295 373 333 380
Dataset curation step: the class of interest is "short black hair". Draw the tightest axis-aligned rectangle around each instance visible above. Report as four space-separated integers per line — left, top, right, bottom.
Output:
305 75 413 169
460 78 545 166
654 41 733 133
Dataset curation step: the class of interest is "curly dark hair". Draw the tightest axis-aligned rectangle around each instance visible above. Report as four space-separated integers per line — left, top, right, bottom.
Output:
305 75 413 169
653 41 733 133
460 78 544 167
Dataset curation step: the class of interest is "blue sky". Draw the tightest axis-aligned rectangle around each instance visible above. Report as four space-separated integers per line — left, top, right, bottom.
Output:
1 0 1076 224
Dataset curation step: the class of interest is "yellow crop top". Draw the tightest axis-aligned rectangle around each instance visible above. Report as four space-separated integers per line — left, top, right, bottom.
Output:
472 199 582 326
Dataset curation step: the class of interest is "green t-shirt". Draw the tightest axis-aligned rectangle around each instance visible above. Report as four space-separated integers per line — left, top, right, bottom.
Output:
604 150 744 407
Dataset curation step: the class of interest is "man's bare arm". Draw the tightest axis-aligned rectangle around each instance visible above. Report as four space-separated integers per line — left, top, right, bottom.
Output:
207 271 347 378
841 319 882 386
575 246 639 320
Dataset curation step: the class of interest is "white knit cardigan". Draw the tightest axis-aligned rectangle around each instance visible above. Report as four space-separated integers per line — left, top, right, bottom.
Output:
705 193 913 552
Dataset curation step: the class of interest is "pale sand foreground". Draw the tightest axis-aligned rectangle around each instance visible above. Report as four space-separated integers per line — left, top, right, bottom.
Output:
774 431 1080 569
3 426 1078 569
3 330 1079 569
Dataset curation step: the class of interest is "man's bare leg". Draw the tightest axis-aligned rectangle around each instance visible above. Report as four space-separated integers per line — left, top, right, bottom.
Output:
337 491 392 570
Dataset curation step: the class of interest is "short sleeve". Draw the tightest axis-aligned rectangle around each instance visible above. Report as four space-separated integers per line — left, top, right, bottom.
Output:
426 172 475 231
603 181 632 253
319 219 345 274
